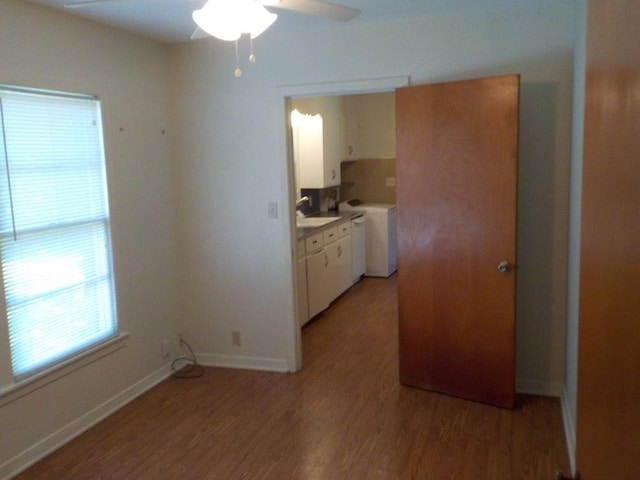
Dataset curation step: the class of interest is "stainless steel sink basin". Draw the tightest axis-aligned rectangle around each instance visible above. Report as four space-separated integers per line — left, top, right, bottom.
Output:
296 217 340 228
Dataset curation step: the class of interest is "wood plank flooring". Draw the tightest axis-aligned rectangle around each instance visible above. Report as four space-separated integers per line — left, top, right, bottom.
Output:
15 275 569 479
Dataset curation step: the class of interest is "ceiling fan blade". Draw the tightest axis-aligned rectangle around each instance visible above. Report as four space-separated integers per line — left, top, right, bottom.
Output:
190 27 210 40
64 0 137 8
268 0 360 22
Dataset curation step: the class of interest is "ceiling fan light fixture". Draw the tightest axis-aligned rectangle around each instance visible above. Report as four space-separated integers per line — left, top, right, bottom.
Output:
246 4 278 39
192 0 278 41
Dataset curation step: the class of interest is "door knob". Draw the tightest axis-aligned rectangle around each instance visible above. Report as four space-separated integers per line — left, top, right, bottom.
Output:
497 261 511 273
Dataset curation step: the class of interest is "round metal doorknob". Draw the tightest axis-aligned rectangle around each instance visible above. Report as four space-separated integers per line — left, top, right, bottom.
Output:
498 261 511 273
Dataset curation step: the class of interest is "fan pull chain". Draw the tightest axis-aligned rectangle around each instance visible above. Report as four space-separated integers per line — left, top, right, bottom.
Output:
234 39 242 77
232 35 260 77
249 37 256 63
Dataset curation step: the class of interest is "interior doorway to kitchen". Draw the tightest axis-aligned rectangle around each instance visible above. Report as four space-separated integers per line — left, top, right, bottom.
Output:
280 77 409 371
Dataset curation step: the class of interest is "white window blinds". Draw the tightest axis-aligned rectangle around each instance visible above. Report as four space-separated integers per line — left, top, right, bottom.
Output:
0 86 117 380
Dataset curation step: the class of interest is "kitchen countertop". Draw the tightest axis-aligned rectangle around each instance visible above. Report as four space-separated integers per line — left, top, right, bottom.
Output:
296 210 365 239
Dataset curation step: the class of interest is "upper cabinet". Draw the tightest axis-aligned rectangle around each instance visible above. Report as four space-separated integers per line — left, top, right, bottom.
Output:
291 97 342 189
341 92 396 161
290 93 396 190
341 96 359 161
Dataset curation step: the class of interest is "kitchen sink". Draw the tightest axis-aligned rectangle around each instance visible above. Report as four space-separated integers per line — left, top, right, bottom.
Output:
296 216 340 228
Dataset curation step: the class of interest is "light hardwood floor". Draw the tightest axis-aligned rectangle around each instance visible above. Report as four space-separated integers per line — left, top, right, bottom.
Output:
16 275 569 479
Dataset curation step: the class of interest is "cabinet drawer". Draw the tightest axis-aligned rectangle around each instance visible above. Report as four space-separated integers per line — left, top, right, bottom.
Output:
323 226 338 244
305 232 324 253
337 221 351 238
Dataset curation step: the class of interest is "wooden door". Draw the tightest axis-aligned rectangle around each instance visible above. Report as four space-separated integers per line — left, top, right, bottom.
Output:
575 1 640 478
396 75 519 409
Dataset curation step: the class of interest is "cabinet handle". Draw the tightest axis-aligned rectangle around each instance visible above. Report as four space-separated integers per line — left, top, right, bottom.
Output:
338 245 342 257
324 254 329 267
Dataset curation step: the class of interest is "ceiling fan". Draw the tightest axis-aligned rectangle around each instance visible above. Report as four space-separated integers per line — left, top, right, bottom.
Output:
63 0 361 75
63 0 361 23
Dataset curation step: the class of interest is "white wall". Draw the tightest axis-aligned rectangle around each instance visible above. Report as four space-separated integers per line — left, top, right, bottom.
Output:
169 2 576 392
0 1 179 477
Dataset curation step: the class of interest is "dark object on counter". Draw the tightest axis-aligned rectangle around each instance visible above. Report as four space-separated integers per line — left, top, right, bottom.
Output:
300 188 321 215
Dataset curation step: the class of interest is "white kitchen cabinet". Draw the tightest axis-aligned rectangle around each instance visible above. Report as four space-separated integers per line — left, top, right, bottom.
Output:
357 93 396 159
341 96 359 161
297 256 309 326
306 248 332 319
307 226 339 318
341 92 396 160
331 236 352 299
322 225 345 302
296 239 309 326
323 225 339 245
305 231 323 254
335 221 353 295
291 97 342 188
303 220 353 320
337 220 351 238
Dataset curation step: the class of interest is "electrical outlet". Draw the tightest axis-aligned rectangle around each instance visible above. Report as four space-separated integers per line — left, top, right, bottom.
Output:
232 330 241 346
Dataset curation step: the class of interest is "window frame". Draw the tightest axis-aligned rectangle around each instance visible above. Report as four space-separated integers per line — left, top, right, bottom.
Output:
0 84 119 382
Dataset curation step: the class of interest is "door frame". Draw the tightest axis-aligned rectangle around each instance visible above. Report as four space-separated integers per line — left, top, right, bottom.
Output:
277 76 409 372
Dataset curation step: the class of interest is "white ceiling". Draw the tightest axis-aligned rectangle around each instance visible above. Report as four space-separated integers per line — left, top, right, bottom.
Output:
21 0 566 44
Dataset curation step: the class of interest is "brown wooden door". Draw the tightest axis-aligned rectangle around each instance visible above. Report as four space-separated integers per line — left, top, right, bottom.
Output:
575 1 640 478
396 75 519 409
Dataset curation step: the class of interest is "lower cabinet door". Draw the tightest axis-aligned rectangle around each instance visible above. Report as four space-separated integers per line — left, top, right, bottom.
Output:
306 249 331 318
332 236 352 299
323 241 340 301
324 237 351 301
296 256 309 326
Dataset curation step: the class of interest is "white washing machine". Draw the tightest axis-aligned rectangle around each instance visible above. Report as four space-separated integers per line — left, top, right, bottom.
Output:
340 200 397 277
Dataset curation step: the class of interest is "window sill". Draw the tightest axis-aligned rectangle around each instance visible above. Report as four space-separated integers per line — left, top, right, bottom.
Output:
0 332 129 408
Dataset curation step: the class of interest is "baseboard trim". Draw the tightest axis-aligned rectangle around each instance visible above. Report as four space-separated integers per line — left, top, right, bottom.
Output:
561 387 577 474
0 364 172 480
516 378 564 397
197 353 290 373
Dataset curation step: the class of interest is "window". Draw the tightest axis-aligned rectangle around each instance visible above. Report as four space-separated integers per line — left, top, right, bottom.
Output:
0 85 117 381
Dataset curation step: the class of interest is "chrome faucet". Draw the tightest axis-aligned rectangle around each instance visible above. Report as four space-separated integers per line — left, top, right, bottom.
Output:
296 196 310 218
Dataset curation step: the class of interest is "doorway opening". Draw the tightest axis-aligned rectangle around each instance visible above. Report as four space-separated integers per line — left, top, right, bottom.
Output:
280 77 409 371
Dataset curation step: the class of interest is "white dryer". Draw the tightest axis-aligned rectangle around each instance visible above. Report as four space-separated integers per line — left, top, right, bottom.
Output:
340 200 397 277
